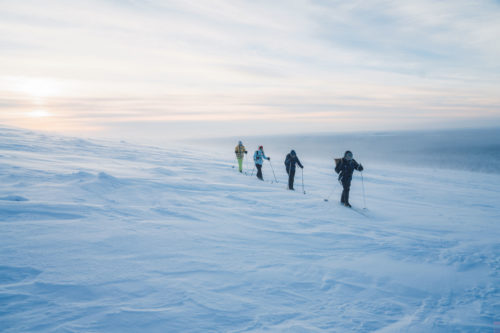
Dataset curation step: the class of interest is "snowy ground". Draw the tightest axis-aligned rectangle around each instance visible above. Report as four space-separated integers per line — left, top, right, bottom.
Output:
1 126 499 332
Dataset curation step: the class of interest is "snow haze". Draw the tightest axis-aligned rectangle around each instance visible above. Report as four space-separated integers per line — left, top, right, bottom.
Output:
194 127 500 174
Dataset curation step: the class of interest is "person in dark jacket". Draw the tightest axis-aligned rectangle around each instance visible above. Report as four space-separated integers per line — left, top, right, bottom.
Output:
284 150 303 190
335 150 363 207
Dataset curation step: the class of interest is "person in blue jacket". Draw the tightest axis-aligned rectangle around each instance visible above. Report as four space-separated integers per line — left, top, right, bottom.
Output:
284 150 303 190
253 145 270 180
335 150 363 207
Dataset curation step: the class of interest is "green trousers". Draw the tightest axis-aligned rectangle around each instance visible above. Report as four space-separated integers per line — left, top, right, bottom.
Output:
237 158 243 172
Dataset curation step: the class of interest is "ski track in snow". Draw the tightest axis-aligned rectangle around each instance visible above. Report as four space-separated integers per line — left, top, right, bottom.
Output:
1 127 500 332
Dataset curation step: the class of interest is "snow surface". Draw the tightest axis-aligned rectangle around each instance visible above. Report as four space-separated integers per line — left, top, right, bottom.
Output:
1 126 500 332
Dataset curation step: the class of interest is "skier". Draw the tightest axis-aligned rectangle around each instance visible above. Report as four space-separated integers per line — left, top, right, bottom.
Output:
335 150 363 208
234 140 247 173
253 145 270 180
284 150 303 190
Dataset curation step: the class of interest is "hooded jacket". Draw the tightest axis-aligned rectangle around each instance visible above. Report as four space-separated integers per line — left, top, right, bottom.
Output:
235 144 247 159
335 155 363 183
284 151 303 172
253 149 268 165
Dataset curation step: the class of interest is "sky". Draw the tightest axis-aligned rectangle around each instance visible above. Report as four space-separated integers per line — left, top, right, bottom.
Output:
0 0 499 142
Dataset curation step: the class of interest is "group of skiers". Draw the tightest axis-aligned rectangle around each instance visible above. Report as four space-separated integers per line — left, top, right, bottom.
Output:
234 141 364 208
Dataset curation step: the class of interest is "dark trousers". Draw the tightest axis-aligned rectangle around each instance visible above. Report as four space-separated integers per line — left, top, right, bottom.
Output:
341 180 351 204
256 164 263 180
287 167 295 189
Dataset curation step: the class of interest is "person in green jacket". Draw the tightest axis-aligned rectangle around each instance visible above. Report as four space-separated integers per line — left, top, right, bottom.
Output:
234 141 248 173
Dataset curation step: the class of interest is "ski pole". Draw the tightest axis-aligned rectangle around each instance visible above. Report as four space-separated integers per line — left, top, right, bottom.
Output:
361 172 367 209
324 180 340 202
251 166 255 177
301 168 305 194
323 188 335 202
269 160 278 183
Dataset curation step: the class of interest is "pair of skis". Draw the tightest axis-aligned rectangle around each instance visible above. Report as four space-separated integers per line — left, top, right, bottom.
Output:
324 173 366 209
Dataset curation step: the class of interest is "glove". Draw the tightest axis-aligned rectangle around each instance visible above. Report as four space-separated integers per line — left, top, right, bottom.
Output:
245 151 247 154
268 157 271 160
359 164 364 171
301 166 304 169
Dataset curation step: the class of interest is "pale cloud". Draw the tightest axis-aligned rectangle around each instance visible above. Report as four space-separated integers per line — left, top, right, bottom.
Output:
0 0 499 139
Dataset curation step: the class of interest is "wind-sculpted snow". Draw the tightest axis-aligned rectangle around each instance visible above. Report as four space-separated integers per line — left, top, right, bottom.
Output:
1 127 499 332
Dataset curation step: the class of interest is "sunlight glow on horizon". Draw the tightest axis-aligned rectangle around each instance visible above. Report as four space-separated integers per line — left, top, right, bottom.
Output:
0 0 499 139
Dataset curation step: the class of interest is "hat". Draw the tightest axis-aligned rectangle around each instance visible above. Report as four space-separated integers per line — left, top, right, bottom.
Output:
290 150 296 156
344 151 353 159
259 145 263 150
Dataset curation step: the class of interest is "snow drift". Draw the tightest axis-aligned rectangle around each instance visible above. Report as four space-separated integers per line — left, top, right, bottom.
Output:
1 126 499 332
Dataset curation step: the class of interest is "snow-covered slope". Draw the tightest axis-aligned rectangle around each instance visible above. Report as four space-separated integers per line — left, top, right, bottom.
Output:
1 126 499 332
